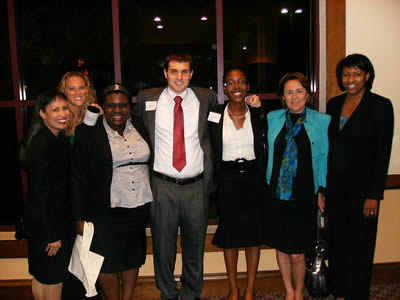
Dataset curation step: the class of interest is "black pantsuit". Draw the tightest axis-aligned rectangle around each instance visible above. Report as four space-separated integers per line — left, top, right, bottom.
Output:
326 91 394 299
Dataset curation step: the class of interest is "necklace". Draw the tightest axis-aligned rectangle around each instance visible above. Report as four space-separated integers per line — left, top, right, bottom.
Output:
227 104 247 119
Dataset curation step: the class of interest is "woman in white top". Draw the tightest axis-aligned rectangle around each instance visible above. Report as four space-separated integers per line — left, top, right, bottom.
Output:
208 69 267 300
71 84 152 300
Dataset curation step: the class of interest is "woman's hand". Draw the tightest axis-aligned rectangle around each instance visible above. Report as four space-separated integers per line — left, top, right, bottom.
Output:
363 199 378 217
246 95 261 107
318 192 325 212
76 220 85 236
90 103 104 115
46 240 61 256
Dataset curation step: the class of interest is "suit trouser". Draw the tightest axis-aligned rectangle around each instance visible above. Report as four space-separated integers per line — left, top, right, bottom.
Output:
327 172 379 300
150 176 208 300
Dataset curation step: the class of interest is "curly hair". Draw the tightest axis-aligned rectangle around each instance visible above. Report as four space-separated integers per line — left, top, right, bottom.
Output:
57 71 97 135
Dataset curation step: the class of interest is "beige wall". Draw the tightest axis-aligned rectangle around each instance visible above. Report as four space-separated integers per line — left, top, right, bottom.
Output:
346 0 400 264
346 0 400 174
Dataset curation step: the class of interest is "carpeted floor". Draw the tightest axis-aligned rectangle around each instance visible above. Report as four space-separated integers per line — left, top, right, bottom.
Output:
197 282 400 300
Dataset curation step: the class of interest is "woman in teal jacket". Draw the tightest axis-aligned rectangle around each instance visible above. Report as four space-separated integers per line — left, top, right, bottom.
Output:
264 72 330 300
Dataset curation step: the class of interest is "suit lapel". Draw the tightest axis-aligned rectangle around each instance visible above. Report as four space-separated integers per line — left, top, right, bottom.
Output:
93 118 113 174
193 87 207 143
144 89 163 147
215 104 226 160
339 91 370 133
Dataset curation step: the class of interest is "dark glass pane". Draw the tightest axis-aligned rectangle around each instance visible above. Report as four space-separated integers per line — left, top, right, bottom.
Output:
224 0 312 93
0 109 23 223
120 0 217 96
0 1 14 100
16 0 114 99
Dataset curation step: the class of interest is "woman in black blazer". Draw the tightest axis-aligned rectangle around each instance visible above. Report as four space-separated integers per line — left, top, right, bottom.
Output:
71 84 152 300
208 69 267 300
326 54 394 300
19 89 71 300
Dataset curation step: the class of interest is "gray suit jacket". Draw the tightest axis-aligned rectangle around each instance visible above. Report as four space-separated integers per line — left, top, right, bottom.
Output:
135 87 218 194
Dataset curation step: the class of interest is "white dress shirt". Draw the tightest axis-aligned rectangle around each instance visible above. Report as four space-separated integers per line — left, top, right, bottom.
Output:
103 118 153 208
222 105 256 161
153 87 204 178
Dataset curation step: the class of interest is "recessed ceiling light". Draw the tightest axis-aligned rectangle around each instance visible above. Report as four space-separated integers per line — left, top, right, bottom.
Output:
242 45 247 50
154 16 161 22
157 24 163 29
295 8 303 13
201 16 208 21
281 8 289 14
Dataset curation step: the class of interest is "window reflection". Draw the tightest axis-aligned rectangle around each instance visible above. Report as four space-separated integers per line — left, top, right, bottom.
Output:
0 109 23 223
16 0 114 99
120 0 217 96
0 1 13 100
223 0 312 93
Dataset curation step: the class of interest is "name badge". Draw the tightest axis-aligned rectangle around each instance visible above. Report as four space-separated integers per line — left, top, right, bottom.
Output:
145 101 157 111
208 112 221 123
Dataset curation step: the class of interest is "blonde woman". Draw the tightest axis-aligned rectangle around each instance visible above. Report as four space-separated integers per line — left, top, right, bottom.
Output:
58 71 100 140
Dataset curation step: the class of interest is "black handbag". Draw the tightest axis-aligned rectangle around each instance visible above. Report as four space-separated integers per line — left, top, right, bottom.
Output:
305 209 330 298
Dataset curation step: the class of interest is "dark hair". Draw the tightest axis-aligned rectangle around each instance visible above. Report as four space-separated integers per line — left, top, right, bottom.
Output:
336 53 375 91
278 72 314 107
223 68 248 84
99 83 131 107
164 53 193 71
18 89 67 169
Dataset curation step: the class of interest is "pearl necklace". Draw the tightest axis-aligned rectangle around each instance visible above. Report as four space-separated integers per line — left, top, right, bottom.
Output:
227 104 247 119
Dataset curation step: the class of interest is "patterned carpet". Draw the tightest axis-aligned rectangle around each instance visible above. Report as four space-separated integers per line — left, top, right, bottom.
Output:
198 282 400 300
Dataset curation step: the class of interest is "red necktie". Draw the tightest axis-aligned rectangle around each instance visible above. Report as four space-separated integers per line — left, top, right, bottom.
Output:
173 96 186 171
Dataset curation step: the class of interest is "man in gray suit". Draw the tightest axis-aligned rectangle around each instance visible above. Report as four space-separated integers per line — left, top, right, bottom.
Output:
135 53 217 300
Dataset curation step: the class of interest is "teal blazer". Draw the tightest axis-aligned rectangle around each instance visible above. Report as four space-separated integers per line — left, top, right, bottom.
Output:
266 107 331 194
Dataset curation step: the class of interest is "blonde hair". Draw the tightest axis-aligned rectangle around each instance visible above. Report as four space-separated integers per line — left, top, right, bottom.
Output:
58 71 97 135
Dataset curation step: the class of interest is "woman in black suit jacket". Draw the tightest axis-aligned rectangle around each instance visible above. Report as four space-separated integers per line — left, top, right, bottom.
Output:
208 69 267 300
19 89 71 300
326 54 394 300
71 84 152 300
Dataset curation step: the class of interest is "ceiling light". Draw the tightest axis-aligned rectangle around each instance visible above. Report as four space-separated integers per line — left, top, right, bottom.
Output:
157 24 163 29
154 16 161 22
281 8 289 14
295 8 303 13
201 16 208 21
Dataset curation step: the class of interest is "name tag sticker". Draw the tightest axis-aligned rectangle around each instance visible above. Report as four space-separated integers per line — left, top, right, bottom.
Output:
145 101 157 111
208 112 221 123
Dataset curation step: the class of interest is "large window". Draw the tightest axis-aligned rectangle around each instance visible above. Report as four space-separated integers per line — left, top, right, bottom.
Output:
16 0 114 99
120 0 217 95
223 0 312 94
0 0 13 100
1 0 315 225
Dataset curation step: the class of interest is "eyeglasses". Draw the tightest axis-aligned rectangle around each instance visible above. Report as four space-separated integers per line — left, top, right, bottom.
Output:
224 80 248 87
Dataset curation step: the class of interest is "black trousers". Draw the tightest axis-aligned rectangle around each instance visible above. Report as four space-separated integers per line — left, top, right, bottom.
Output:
327 171 379 300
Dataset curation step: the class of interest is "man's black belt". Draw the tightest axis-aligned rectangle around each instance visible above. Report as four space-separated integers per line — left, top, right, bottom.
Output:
153 170 204 185
222 158 256 173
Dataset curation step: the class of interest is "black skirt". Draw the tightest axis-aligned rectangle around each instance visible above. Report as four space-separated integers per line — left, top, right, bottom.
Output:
90 203 150 273
264 122 318 254
212 166 266 249
27 222 71 285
